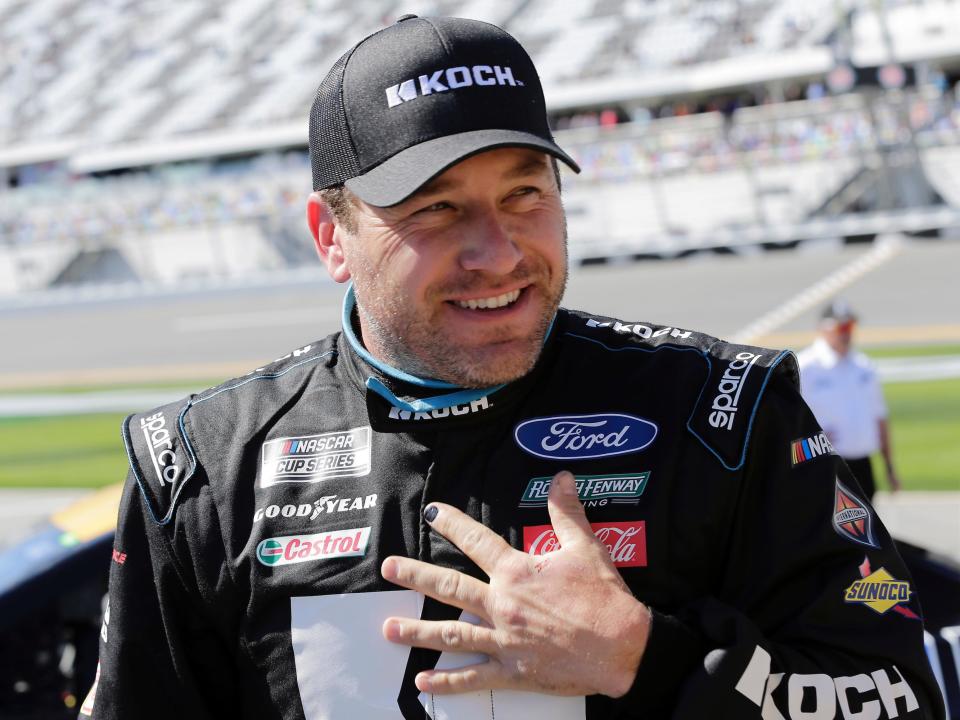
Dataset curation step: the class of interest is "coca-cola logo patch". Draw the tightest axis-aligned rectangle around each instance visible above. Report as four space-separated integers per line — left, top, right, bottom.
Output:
513 414 657 460
523 521 647 567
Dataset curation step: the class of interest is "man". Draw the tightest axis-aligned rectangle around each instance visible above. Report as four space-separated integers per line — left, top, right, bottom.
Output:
798 300 900 500
80 15 942 720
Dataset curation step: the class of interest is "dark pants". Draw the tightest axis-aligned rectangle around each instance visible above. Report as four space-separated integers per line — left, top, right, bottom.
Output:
845 456 876 500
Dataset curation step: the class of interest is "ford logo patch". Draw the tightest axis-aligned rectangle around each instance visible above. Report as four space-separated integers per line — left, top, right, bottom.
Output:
514 413 658 460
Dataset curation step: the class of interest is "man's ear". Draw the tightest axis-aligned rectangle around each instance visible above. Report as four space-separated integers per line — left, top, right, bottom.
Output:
307 192 351 283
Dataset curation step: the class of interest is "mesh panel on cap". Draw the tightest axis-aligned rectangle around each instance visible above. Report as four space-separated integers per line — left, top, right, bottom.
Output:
309 50 361 191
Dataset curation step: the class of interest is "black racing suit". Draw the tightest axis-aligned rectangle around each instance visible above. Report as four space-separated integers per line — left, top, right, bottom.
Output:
80 305 945 719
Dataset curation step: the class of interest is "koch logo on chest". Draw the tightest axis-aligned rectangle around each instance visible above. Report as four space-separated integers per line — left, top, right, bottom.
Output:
514 413 657 460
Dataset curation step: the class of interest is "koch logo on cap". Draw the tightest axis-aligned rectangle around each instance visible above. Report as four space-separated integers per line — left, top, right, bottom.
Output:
308 15 579 207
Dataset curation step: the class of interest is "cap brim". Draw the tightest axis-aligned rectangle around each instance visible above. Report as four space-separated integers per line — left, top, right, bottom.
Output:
345 129 580 207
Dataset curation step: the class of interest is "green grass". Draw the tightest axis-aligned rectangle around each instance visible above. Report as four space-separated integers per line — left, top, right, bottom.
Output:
865 343 960 359
1 379 218 395
879 378 960 492
0 413 129 488
0 345 958 489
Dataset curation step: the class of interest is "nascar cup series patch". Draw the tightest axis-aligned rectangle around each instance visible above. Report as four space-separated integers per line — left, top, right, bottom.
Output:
832 479 879 549
259 426 372 487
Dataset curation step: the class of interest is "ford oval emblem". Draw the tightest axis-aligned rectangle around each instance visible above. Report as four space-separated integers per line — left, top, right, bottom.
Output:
514 413 658 460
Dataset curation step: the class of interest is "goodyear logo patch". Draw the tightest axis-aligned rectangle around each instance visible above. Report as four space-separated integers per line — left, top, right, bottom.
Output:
520 473 650 508
260 426 372 488
845 557 919 619
256 527 371 567
790 431 835 466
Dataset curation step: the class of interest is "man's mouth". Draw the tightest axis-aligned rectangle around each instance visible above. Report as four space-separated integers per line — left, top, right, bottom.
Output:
452 288 522 310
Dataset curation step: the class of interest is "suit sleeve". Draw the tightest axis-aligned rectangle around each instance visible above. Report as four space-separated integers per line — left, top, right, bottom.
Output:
614 372 945 719
78 473 241 720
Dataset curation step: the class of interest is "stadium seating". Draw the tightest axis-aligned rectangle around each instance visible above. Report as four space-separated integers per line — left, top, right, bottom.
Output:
4 0 954 148
1 0 960 293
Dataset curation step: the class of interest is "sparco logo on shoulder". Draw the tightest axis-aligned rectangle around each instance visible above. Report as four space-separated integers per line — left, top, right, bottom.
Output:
514 413 657 460
386 64 521 108
708 351 762 431
139 412 180 486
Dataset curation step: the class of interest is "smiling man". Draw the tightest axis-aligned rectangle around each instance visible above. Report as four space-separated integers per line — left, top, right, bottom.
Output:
313 148 568 387
81 14 943 720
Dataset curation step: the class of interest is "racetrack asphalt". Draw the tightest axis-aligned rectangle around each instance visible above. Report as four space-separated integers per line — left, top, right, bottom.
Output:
0 237 958 390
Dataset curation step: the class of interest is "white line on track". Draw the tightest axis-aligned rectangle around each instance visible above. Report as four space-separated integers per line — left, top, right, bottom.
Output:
730 235 905 345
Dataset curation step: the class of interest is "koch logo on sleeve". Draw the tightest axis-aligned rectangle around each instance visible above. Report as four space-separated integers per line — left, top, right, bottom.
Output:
260 427 372 487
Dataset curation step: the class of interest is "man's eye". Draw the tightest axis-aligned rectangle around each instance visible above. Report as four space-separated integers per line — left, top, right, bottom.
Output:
417 201 452 214
511 186 540 198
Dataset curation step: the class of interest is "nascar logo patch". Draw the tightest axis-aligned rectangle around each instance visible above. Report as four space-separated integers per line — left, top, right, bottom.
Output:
790 431 835 466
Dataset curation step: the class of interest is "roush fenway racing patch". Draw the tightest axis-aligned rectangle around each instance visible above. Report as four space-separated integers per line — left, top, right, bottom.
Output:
524 521 647 567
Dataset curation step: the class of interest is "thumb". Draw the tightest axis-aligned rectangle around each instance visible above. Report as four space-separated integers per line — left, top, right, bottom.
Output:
546 471 594 549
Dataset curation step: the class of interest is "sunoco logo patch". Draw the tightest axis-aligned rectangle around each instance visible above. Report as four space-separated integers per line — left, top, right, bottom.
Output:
260 427 371 488
256 527 371 567
520 473 650 508
845 557 918 619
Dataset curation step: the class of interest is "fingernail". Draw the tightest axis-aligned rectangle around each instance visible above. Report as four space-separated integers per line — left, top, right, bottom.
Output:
415 672 432 692
559 472 577 495
423 504 438 522
381 557 397 580
384 618 402 641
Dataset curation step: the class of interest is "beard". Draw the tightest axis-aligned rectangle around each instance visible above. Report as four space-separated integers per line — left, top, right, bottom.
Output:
352 251 567 388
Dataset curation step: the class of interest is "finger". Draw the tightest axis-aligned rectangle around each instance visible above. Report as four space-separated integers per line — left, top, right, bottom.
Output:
382 617 498 655
381 556 491 621
546 471 595 548
415 660 507 695
422 503 514 576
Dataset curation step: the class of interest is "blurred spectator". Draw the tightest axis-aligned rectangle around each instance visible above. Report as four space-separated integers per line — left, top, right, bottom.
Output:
797 300 901 499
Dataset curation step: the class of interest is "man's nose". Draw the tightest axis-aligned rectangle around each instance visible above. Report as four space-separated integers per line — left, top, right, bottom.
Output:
458 210 523 275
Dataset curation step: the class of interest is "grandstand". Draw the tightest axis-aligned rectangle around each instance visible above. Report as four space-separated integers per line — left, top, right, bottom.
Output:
1 0 960 297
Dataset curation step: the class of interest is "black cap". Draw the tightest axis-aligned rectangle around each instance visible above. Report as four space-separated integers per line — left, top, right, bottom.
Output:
821 299 858 322
309 15 579 207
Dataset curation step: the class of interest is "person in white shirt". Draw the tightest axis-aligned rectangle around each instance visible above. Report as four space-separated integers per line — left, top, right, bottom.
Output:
797 299 901 499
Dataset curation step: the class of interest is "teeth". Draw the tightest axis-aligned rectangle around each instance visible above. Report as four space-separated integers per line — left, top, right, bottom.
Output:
455 289 521 310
